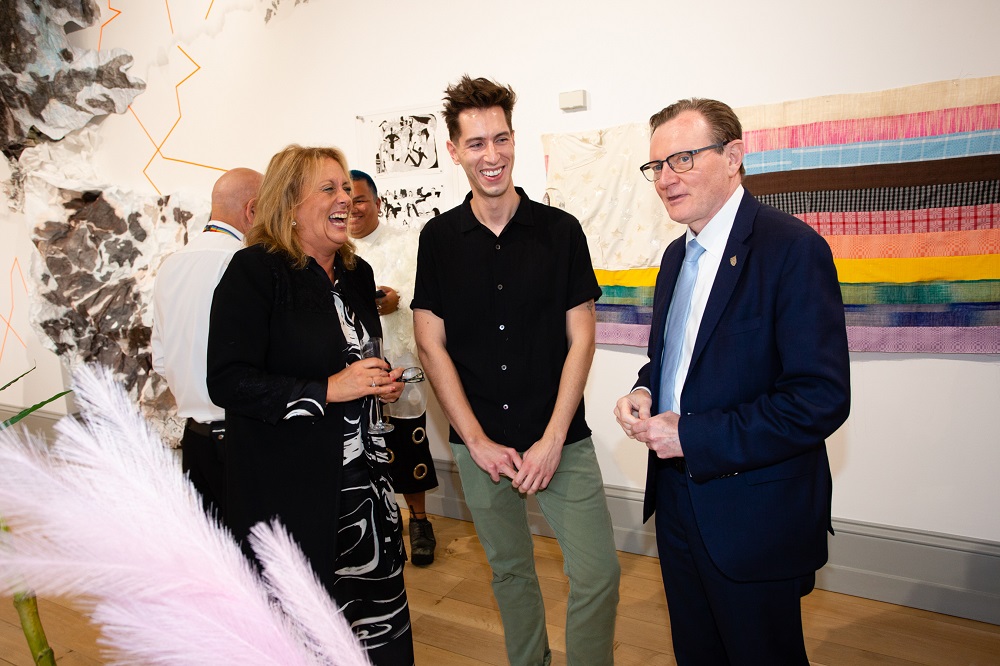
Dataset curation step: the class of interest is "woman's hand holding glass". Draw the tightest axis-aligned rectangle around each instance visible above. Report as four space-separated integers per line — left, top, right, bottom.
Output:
361 337 397 434
325 355 403 404
378 367 405 403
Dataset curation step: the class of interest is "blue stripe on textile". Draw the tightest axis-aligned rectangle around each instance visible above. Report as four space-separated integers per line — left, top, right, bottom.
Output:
745 130 1000 175
595 302 654 326
843 302 1000 327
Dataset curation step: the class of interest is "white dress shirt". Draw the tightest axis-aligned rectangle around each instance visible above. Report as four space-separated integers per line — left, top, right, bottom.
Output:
151 221 243 423
666 186 745 413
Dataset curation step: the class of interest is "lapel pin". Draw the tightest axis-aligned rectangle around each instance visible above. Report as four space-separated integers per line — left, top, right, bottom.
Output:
730 256 737 267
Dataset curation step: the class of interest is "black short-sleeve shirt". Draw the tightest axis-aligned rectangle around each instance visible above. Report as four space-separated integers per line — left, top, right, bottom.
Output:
411 187 601 451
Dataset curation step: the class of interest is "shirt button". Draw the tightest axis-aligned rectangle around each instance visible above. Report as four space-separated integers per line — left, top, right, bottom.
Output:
495 243 501 250
502 404 509 410
499 324 505 331
497 284 503 290
501 364 507 370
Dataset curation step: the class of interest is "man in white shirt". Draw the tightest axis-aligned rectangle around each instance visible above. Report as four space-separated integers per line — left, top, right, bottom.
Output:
152 167 262 519
349 169 439 566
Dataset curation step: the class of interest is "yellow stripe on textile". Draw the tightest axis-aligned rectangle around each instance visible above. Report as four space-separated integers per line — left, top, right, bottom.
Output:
834 254 1000 283
597 253 1000 286
594 267 660 287
824 229 1000 260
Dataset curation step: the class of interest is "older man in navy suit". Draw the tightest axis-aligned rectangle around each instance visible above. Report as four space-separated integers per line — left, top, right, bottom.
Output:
615 98 851 664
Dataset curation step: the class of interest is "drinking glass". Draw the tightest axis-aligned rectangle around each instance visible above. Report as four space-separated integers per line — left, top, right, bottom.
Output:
361 337 394 434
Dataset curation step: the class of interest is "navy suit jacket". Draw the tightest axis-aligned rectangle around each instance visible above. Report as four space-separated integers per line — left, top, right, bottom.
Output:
636 191 851 582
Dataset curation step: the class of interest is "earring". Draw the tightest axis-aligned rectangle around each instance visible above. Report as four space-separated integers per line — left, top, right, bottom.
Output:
291 220 297 226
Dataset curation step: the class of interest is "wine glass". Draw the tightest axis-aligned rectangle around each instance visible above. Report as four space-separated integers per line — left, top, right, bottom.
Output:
361 336 394 434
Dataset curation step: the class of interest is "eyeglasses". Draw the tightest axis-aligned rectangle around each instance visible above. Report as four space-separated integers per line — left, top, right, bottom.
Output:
639 143 727 182
400 367 426 383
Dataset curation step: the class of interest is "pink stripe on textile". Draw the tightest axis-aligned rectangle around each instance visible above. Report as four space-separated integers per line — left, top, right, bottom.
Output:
824 229 1000 259
847 326 1000 354
596 323 652 348
798 204 999 235
745 105 1000 153
598 316 1000 353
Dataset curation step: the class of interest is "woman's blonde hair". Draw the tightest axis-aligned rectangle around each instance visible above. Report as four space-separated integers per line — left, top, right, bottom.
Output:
247 145 357 269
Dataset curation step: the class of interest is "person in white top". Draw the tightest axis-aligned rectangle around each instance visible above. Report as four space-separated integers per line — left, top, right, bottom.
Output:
152 167 262 520
349 169 439 566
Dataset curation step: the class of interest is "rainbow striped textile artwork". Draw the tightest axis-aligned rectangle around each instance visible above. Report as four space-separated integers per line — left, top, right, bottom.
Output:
544 77 1000 354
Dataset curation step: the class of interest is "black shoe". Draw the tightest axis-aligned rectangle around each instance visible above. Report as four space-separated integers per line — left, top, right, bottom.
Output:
409 517 436 566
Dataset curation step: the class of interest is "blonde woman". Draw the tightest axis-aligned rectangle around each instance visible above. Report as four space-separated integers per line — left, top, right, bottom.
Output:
208 145 413 665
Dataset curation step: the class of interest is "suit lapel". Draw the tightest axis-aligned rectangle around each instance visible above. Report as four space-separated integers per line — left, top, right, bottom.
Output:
689 194 759 370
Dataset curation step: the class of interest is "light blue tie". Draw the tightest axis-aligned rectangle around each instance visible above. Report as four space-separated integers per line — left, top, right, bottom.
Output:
658 238 706 414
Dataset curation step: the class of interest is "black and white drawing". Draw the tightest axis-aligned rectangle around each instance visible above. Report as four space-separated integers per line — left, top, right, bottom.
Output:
374 114 440 175
379 184 445 227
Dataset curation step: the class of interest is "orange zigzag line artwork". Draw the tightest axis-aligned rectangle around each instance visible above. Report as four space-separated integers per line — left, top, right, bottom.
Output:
205 0 217 20
1 258 31 365
165 0 174 35
97 0 122 51
128 45 227 195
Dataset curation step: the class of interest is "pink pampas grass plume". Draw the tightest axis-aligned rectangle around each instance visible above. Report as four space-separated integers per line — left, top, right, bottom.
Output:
0 364 370 666
250 520 364 664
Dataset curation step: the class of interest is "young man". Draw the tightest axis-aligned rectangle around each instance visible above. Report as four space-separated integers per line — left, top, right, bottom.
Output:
615 98 851 664
412 75 619 666
349 169 439 566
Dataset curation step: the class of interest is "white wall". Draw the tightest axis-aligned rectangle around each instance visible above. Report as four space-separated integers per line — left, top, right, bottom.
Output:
0 160 72 416
20 0 995 543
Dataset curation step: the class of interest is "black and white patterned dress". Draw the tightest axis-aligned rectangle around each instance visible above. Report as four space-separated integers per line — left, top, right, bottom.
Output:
330 280 412 666
209 247 413 666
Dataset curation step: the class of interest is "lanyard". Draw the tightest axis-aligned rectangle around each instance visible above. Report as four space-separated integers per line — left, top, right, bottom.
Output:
203 224 240 240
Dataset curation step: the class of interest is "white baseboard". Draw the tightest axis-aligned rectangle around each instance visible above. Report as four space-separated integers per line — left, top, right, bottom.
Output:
0 403 64 440
818 518 1000 625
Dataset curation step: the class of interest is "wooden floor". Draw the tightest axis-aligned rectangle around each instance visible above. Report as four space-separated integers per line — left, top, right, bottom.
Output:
2 513 998 665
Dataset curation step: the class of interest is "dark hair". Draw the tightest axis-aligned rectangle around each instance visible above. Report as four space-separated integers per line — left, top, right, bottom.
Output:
442 75 517 141
649 98 745 177
350 169 377 200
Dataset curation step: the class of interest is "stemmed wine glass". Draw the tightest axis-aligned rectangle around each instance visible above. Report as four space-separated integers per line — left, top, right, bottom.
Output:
361 337 394 434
